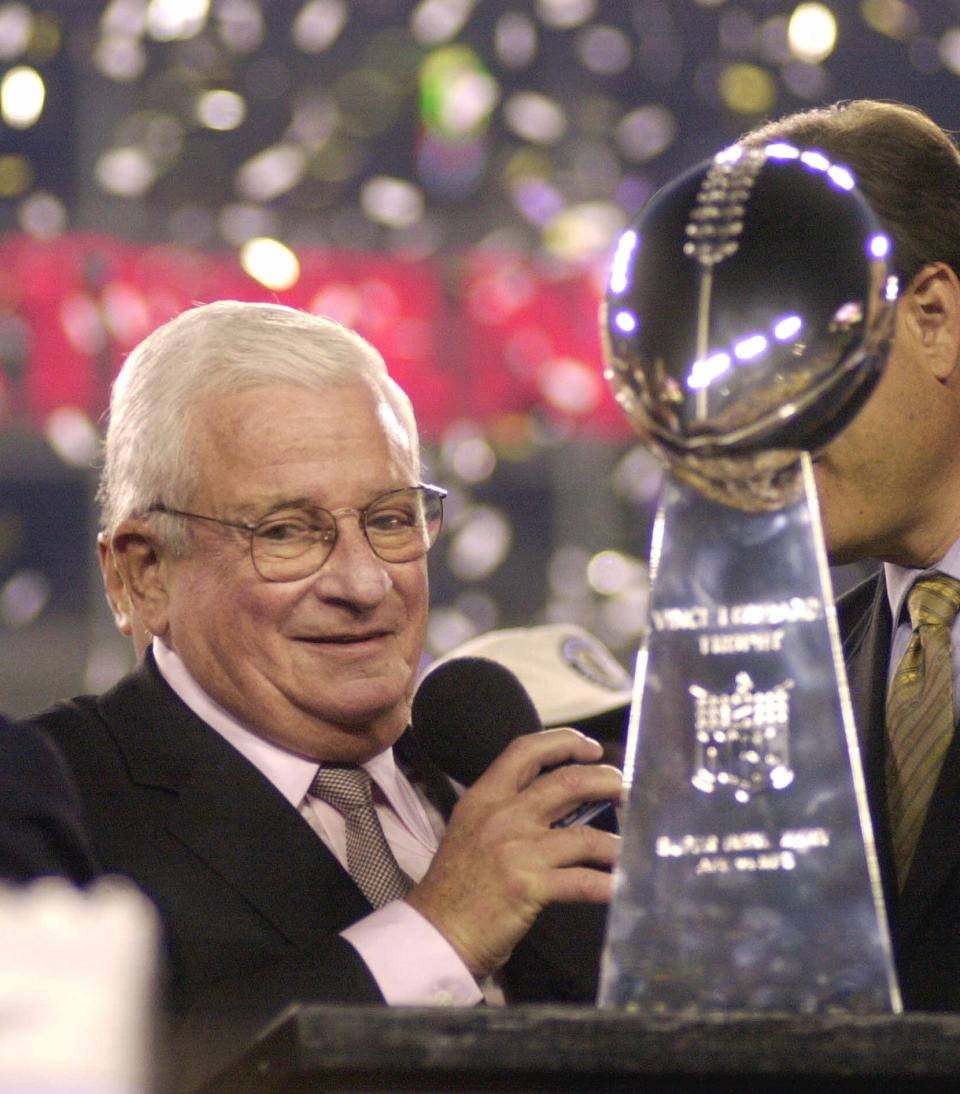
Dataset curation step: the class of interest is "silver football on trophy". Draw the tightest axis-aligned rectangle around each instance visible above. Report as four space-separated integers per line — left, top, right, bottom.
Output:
602 143 897 510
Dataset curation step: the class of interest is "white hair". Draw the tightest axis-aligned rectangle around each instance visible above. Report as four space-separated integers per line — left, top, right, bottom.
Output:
98 300 420 547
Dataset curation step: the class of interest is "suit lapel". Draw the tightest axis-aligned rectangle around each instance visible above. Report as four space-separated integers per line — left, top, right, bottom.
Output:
838 574 898 915
97 654 372 941
840 571 960 947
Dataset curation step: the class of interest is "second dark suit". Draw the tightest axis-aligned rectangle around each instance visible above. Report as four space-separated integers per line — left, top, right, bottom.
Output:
839 570 960 1011
0 715 96 885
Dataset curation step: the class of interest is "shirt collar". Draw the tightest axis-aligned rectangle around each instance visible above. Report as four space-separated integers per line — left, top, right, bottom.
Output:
152 637 400 809
883 539 960 627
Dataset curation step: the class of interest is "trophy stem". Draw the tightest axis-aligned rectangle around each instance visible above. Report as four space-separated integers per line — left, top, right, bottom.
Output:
599 454 900 1013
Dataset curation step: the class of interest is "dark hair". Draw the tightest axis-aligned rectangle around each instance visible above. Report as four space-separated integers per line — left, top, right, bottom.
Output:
739 100 960 285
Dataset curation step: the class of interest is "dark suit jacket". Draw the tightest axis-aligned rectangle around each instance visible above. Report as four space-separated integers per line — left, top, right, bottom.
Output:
838 571 960 1011
25 652 606 1082
0 715 96 885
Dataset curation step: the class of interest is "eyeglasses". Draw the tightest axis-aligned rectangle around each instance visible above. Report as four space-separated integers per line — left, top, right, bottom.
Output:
148 483 447 582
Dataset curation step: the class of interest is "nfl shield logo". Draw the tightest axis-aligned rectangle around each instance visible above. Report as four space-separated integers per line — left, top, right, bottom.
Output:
689 671 795 803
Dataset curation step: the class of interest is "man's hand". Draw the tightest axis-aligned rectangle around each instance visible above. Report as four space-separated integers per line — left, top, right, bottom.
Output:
405 728 622 979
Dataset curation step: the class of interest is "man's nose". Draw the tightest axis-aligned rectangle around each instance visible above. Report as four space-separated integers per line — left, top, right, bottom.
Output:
310 517 391 606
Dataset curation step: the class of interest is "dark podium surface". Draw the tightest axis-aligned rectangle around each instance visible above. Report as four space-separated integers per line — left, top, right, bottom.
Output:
198 1005 960 1092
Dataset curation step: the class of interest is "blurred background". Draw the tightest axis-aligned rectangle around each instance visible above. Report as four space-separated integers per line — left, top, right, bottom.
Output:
0 0 953 716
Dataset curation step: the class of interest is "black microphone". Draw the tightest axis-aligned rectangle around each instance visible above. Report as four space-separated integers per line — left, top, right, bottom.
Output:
411 656 612 828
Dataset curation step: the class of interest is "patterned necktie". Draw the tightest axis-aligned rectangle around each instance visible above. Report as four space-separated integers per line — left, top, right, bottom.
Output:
885 573 960 888
309 764 413 908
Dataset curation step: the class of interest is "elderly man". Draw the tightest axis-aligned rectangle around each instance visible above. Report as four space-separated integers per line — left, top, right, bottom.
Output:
21 301 620 1072
739 99 960 1010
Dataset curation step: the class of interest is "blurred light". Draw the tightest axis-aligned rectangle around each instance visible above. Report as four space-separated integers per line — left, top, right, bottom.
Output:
28 14 62 63
419 45 498 139
766 141 799 160
535 0 597 30
773 314 803 341
0 152 31 197
885 275 900 302
612 310 637 334
612 446 663 505
0 3 33 61
718 63 776 114
869 233 891 259
539 357 604 416
616 104 677 162
861 0 919 40
93 34 148 81
608 229 638 294
85 642 136 694
600 584 651 642
147 0 209 42
18 190 67 238
100 0 147 36
587 549 643 596
215 0 265 53
308 282 362 327
240 237 301 290
787 3 836 63
940 29 960 76
0 569 50 628
733 333 768 360
44 407 100 467
0 64 44 128
360 175 425 228
95 147 156 197
236 143 307 201
800 149 829 171
411 0 477 45
510 175 564 225
689 351 731 390
576 24 632 75
292 0 348 53
446 505 513 581
60 293 108 355
827 164 855 190
495 11 537 68
542 201 625 264
503 91 567 144
417 131 488 198
448 435 496 483
196 89 246 130
101 281 150 344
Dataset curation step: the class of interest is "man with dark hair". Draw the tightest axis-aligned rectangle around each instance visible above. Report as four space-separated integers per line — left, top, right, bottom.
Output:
742 99 960 1010
18 300 621 1078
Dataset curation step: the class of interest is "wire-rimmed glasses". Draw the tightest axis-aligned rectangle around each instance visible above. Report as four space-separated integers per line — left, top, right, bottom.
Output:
148 483 446 582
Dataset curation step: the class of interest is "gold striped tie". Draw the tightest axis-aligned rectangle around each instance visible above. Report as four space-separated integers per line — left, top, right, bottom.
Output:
886 573 960 888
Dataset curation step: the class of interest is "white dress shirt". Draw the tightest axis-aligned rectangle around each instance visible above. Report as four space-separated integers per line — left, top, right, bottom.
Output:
153 638 483 1006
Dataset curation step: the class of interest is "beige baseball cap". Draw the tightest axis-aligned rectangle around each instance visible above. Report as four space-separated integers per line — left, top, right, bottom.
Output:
425 623 633 728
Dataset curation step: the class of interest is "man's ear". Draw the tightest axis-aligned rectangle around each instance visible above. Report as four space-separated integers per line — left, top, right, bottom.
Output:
109 519 171 640
904 262 960 381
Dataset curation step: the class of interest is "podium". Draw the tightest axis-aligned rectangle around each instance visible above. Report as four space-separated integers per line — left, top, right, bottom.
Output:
197 1005 960 1092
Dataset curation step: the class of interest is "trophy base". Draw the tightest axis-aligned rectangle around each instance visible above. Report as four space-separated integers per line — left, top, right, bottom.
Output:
598 455 899 1013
